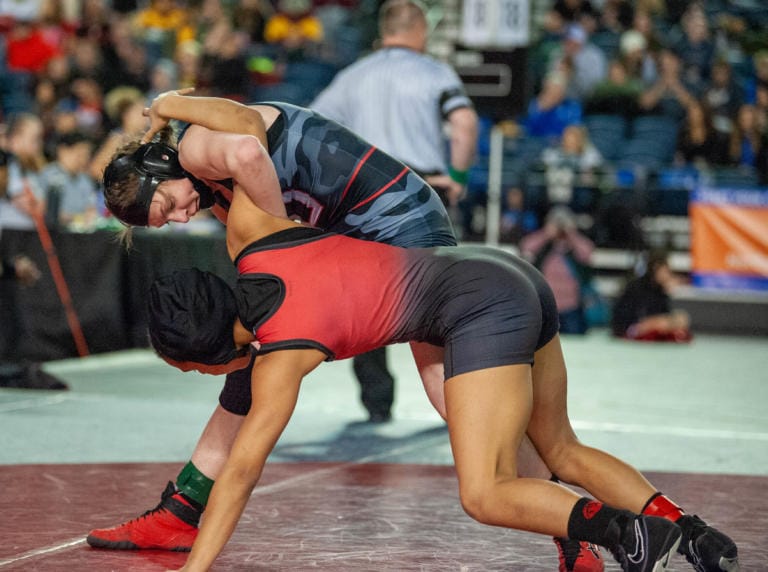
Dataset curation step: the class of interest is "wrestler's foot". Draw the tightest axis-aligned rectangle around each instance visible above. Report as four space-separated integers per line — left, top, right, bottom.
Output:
554 536 605 572
677 515 739 572
609 514 681 572
87 482 200 551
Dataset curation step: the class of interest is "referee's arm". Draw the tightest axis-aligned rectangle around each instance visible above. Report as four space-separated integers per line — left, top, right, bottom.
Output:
447 106 479 177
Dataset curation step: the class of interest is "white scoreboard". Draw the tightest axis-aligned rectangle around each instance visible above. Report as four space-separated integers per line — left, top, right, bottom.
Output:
461 0 530 48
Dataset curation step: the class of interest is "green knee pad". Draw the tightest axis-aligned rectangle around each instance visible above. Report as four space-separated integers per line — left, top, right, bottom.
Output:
176 461 214 508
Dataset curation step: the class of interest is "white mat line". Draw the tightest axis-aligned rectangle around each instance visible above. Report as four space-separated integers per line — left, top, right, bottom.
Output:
0 394 74 413
0 538 85 568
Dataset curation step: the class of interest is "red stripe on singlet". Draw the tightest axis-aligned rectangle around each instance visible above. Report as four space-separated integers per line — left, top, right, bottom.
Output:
339 145 376 204
350 167 409 211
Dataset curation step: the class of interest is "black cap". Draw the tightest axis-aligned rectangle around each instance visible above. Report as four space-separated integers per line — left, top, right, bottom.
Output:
148 268 240 365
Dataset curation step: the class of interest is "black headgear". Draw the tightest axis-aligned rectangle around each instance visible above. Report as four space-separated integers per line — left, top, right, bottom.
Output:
148 268 241 365
103 142 186 226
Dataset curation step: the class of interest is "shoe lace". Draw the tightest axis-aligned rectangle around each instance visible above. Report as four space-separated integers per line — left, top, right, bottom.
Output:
680 515 707 548
128 482 178 523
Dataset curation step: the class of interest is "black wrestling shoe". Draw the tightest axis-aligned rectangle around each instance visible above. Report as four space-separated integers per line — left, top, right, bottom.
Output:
676 515 740 572
610 514 681 572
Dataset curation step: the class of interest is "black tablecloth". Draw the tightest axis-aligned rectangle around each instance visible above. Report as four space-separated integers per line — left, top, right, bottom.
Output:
1 228 235 362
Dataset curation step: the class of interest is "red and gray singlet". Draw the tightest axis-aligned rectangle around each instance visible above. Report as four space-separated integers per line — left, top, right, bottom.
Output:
181 102 456 249
235 227 560 379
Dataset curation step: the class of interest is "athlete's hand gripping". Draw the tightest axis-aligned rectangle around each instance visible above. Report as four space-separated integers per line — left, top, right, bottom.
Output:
141 87 196 144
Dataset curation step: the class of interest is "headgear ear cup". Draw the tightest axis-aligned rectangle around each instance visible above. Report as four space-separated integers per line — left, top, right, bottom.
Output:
137 143 185 179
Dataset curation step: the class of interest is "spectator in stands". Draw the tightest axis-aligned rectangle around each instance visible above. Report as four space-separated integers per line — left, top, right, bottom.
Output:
5 15 60 75
544 124 603 169
590 0 633 58
670 3 713 96
64 77 105 138
728 103 768 183
548 0 600 34
638 48 695 121
40 131 97 230
553 24 608 101
541 125 604 204
132 0 196 67
618 29 656 86
264 0 324 61
524 58 582 139
0 148 67 390
174 39 202 91
90 86 148 181
69 35 105 83
630 6 665 55
232 0 271 44
744 50 768 106
200 25 251 101
99 17 151 94
0 114 47 230
754 82 768 136
702 59 742 137
146 58 179 102
521 206 595 335
611 249 692 343
584 58 642 116
674 99 730 169
499 186 539 245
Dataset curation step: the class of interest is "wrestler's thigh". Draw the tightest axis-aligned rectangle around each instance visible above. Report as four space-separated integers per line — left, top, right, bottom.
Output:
444 364 532 485
526 335 579 457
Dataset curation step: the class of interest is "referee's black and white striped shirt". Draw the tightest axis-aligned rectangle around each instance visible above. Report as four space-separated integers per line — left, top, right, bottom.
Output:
311 46 473 175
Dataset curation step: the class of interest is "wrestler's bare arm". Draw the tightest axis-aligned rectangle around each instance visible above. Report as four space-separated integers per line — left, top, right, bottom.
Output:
178 349 325 572
182 130 288 220
144 91 268 146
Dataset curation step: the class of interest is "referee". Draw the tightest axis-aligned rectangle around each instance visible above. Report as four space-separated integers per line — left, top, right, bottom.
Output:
312 0 478 209
311 0 478 424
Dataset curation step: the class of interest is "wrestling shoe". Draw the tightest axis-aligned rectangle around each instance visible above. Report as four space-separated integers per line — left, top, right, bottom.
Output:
609 515 681 572
676 515 740 572
554 536 605 572
87 482 201 551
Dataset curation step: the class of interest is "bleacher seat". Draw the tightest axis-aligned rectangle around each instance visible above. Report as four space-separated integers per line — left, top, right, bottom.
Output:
618 138 665 170
630 115 679 154
584 114 628 162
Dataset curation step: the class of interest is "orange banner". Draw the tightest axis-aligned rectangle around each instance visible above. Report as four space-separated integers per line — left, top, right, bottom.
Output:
690 187 768 290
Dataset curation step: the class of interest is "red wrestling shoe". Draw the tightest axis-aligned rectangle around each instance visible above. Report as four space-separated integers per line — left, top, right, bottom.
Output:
554 536 605 572
87 482 201 551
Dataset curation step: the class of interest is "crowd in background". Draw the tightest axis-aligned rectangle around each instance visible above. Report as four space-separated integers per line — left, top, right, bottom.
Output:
1 0 767 240
489 0 768 249
0 0 378 232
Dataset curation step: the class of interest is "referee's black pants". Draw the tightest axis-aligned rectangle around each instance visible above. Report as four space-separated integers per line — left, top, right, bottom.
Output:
352 347 394 422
